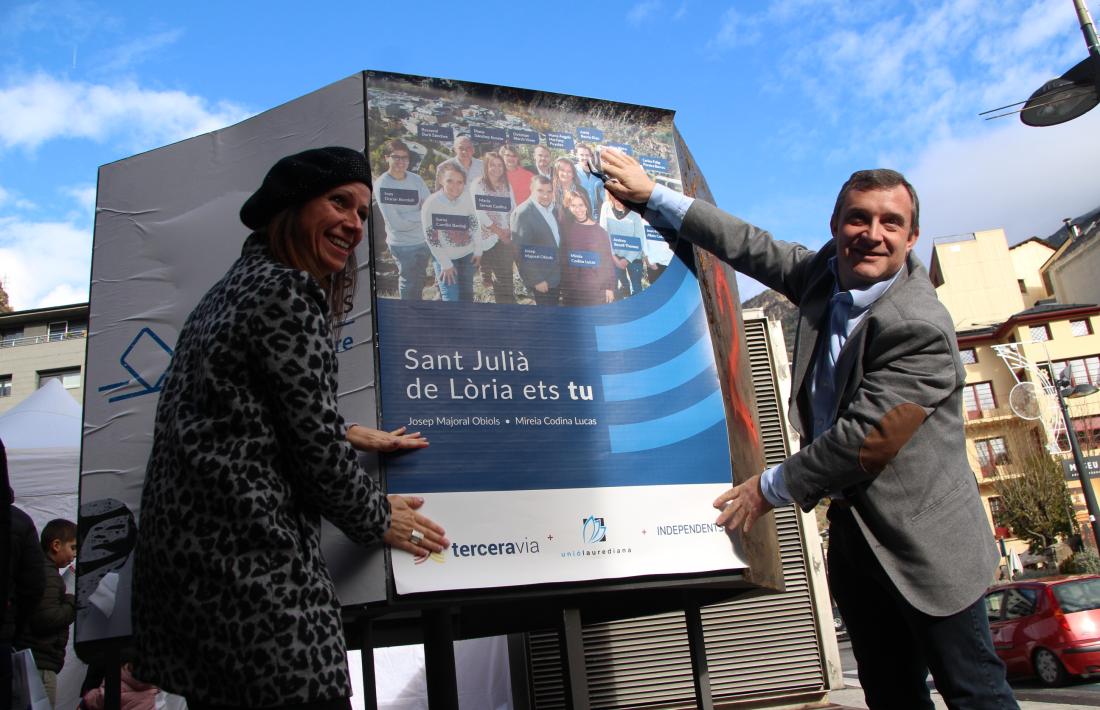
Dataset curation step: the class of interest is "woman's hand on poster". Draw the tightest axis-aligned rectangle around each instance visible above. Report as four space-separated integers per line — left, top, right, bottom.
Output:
348 424 428 452
713 474 773 535
384 495 448 555
440 267 457 284
600 148 656 208
498 226 512 243
472 254 482 266
604 289 615 303
534 281 549 293
614 256 629 270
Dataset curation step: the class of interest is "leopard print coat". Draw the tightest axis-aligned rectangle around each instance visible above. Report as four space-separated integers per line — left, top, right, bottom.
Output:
133 234 390 706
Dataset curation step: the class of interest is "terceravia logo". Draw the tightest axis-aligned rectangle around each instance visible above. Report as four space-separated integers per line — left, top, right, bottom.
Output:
582 515 606 544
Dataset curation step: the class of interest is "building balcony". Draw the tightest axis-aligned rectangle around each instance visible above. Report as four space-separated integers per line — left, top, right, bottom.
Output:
964 406 1015 425
0 330 87 349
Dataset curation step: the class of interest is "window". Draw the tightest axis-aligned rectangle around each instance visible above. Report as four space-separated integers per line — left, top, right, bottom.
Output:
1052 356 1100 387
0 375 10 397
1003 587 1038 620
1071 319 1093 337
985 591 1004 623
1 327 22 347
975 437 1009 471
47 321 69 342
959 348 977 365
37 367 81 390
1029 324 1051 342
988 496 1006 525
963 381 996 418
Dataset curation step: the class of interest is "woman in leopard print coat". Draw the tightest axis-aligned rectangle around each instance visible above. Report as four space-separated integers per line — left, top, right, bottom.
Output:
132 148 447 709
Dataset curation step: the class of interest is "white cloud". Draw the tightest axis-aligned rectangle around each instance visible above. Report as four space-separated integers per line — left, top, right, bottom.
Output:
0 215 91 310
907 107 1100 263
63 184 96 216
0 72 251 152
96 28 183 74
627 0 661 26
0 184 37 211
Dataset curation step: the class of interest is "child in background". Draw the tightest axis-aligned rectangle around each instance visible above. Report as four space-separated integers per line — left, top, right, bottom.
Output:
17 518 77 708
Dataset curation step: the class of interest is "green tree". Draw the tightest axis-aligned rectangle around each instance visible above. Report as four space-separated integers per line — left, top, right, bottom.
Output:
991 422 1075 553
0 277 10 313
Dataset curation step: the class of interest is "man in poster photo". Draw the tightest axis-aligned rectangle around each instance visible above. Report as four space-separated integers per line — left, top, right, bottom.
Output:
532 145 553 178
599 149 1017 710
574 143 605 217
510 175 561 306
440 134 483 192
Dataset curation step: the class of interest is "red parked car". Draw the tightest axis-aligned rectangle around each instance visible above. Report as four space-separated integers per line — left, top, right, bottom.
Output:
984 575 1100 686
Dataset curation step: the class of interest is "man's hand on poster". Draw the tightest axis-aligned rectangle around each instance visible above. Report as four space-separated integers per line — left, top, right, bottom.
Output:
713 474 773 535
348 424 428 452
613 255 629 270
385 495 449 555
440 267 456 284
534 281 549 293
604 289 615 303
472 254 481 266
599 148 656 209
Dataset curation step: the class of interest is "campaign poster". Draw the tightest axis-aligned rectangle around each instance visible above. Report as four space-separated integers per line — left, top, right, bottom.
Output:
367 72 747 595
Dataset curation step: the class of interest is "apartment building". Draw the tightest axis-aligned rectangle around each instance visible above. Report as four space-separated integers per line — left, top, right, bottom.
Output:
931 228 1100 553
0 303 89 415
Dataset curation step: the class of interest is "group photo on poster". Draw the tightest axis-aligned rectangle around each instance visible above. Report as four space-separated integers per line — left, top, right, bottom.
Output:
367 74 678 306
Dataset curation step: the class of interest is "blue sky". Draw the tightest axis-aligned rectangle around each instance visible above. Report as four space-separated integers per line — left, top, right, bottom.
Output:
2 0 1098 310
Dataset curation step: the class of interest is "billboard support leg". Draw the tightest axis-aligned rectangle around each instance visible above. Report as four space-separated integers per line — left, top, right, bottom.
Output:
104 645 121 710
422 608 459 708
359 619 378 710
558 607 590 710
685 601 715 709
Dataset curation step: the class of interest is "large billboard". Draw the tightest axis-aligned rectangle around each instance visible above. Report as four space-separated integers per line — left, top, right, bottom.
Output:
365 72 746 595
76 72 753 647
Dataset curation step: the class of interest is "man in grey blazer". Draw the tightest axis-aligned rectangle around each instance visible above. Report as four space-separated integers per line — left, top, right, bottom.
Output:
511 175 563 306
601 149 1016 709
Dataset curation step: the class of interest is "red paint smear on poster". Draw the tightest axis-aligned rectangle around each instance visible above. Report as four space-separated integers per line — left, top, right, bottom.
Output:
709 261 758 445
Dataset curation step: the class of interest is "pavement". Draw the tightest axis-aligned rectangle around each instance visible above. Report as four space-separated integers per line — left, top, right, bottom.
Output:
827 681 1090 709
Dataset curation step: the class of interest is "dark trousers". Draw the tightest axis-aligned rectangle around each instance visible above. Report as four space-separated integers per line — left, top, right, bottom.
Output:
531 286 559 306
828 506 1018 710
480 240 516 303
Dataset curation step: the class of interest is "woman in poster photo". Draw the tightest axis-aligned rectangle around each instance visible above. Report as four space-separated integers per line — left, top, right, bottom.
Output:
473 151 517 304
375 140 432 300
599 191 647 298
422 161 482 302
559 189 616 306
132 147 447 709
551 156 584 224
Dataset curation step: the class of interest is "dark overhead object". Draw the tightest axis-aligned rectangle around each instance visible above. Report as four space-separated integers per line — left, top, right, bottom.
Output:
1020 55 1100 126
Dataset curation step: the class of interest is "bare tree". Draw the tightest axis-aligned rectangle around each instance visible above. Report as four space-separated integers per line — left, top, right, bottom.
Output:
991 421 1075 553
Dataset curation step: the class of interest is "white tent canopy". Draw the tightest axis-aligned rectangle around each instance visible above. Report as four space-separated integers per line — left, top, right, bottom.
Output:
1 377 82 530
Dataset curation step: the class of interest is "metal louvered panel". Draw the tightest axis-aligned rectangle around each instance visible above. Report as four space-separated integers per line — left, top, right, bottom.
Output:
524 315 829 709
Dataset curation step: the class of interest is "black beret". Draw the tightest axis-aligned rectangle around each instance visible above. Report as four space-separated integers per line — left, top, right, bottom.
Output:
240 146 372 231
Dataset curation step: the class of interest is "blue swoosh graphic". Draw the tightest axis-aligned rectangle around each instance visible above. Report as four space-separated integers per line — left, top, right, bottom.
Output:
608 389 726 453
602 332 716 402
594 270 699 352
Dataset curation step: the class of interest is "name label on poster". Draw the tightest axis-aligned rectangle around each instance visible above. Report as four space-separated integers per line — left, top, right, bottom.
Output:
640 156 669 173
644 225 664 241
577 127 604 142
475 194 512 212
433 214 470 231
379 188 421 206
418 124 454 142
508 129 540 145
546 132 575 150
569 250 600 268
471 125 506 144
604 141 633 156
521 245 556 262
611 234 643 252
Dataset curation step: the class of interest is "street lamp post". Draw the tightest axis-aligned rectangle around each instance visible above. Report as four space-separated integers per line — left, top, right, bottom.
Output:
1054 375 1100 552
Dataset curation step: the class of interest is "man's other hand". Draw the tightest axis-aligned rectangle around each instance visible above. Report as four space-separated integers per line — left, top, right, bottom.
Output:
713 474 774 535
600 148 656 207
